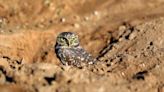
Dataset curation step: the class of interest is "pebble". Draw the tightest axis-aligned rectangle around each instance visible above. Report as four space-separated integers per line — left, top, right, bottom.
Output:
73 23 80 28
0 18 3 23
60 18 66 23
44 0 51 6
0 17 7 25
93 11 99 16
0 30 4 33
129 31 137 40
84 16 89 21
118 25 126 31
121 72 125 76
118 38 125 42
36 23 45 28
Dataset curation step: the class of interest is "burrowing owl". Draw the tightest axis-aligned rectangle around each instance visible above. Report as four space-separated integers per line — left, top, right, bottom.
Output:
55 32 96 67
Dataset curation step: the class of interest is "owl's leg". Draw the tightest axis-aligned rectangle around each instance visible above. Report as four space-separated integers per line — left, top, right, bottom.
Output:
60 58 70 66
60 59 67 65
65 62 69 66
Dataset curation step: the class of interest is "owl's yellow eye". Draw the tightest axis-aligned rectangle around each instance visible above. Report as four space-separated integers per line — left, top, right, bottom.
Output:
60 38 65 42
57 37 68 46
69 37 79 46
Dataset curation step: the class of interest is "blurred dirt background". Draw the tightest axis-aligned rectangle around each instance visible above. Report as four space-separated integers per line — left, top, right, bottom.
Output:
0 0 164 92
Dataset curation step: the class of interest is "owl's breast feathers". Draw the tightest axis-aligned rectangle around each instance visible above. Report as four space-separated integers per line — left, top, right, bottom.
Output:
56 46 96 67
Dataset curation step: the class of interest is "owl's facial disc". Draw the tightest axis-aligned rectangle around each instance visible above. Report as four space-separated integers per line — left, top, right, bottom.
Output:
57 32 80 47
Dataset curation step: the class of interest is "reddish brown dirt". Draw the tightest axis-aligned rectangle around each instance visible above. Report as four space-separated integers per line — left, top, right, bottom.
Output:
0 0 164 92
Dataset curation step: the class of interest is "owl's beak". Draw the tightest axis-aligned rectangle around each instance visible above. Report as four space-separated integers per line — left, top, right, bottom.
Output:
66 40 70 46
68 41 72 47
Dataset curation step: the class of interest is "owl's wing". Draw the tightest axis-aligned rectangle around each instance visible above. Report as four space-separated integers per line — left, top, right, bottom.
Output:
57 47 96 67
57 48 80 66
72 46 97 66
57 50 68 65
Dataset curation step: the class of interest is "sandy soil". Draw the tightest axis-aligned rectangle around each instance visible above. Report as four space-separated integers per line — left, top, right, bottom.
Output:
0 0 164 92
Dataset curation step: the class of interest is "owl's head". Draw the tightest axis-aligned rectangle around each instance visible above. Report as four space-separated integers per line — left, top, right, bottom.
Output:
56 32 80 48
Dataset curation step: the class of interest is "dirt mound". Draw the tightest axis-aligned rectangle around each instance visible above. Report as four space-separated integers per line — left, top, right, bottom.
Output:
0 17 163 92
0 0 164 92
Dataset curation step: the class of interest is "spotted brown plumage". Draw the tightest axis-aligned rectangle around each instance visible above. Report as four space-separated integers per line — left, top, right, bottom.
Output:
55 32 96 67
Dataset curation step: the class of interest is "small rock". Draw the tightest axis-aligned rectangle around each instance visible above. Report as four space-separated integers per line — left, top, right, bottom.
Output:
44 0 51 6
60 18 66 23
129 31 137 40
118 38 125 42
0 71 5 84
118 25 126 31
121 72 125 76
93 11 99 16
84 16 89 21
73 23 80 28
